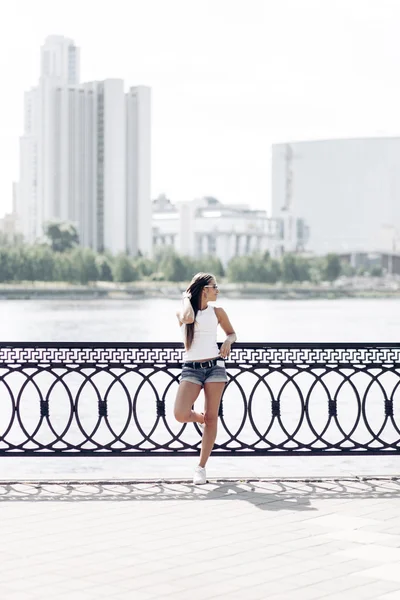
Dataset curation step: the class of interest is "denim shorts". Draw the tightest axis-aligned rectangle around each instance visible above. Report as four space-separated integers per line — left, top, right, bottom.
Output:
180 358 228 387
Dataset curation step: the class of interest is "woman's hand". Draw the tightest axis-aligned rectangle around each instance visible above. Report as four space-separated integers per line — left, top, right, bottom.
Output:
219 332 237 359
179 290 195 323
219 340 232 359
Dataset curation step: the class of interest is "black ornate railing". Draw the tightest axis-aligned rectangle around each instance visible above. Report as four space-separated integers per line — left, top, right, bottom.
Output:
1 342 400 456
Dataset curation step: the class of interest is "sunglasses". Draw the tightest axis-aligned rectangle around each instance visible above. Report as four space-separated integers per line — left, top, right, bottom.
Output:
204 284 219 289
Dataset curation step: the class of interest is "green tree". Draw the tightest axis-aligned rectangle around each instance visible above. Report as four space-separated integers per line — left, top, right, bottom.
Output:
226 256 249 282
68 248 99 284
323 254 342 281
29 245 56 281
53 251 74 282
341 260 356 277
278 254 312 283
370 265 383 277
161 254 188 282
44 221 79 253
134 256 157 278
264 257 281 283
112 254 139 282
281 254 298 283
96 254 113 281
0 248 13 281
155 248 188 282
294 256 311 282
193 255 225 278
226 254 273 283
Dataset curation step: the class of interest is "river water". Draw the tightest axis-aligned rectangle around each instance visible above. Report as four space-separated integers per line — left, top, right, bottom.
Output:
0 297 399 480
1 297 400 342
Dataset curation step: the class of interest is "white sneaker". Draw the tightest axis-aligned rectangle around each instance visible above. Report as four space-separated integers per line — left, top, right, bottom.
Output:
193 466 207 485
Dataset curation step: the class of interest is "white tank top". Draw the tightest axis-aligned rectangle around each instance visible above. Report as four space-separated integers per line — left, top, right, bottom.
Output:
181 305 220 361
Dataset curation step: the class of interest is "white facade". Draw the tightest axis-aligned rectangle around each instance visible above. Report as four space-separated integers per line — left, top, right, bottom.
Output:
102 80 126 254
272 138 400 255
0 184 18 240
18 128 37 241
0 212 17 239
17 36 151 256
37 37 81 242
126 86 152 256
41 35 80 85
152 196 282 266
53 83 96 246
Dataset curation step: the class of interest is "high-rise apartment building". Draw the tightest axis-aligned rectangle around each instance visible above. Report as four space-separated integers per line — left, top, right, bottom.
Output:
17 36 151 256
126 86 151 256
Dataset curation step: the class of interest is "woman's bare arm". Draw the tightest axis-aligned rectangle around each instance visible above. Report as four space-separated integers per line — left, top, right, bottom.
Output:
177 294 195 324
215 307 237 358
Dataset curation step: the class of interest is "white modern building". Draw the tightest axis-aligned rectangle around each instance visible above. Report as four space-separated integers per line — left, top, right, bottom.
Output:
126 86 152 256
0 183 18 241
152 195 286 266
17 36 151 255
0 212 17 241
272 138 400 255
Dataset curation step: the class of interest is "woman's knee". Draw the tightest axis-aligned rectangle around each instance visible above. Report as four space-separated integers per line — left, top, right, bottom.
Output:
174 406 190 423
204 412 218 427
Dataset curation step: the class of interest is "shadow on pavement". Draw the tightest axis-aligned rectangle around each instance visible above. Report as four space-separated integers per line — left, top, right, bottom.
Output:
0 478 398 511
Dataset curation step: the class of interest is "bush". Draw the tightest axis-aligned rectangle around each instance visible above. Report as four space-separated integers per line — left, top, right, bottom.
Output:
96 254 113 281
323 254 342 281
112 254 139 283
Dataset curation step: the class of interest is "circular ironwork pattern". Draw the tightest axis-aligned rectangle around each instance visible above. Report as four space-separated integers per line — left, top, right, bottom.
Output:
0 342 399 455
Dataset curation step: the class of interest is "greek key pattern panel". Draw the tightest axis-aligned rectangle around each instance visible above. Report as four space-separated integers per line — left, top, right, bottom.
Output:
1 344 400 366
0 346 184 365
227 347 400 365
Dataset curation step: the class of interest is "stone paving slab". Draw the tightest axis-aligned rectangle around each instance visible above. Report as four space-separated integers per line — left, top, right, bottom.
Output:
0 454 398 482
0 477 399 599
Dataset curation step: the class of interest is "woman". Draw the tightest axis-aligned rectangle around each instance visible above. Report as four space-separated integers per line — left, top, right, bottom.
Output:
174 272 237 484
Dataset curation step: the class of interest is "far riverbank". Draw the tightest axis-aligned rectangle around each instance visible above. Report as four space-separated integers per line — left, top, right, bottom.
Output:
0 280 400 300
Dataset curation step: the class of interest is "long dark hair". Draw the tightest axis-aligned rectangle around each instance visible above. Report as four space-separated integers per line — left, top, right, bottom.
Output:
184 272 214 350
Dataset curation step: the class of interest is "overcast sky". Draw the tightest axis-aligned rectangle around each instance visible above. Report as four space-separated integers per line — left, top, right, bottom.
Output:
1 0 400 218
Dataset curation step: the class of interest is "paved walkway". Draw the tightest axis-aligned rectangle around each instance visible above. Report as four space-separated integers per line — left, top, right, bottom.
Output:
0 454 399 481
0 476 400 599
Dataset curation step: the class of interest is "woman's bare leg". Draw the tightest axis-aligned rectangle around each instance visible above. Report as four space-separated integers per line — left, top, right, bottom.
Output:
199 382 225 468
174 381 204 423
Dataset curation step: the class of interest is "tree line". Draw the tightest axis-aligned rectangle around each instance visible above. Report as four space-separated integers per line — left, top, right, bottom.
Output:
0 222 380 284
